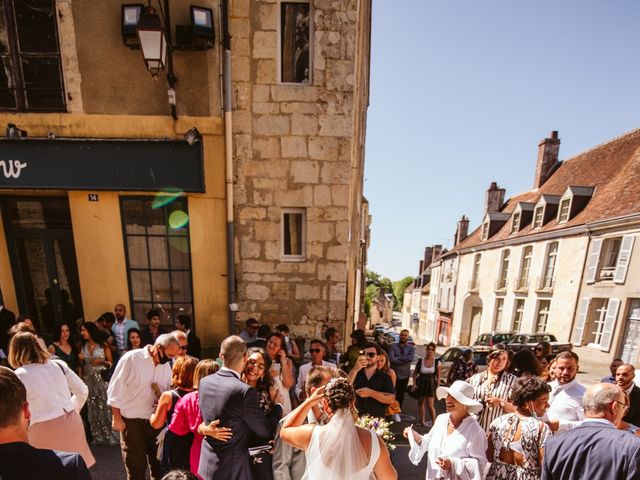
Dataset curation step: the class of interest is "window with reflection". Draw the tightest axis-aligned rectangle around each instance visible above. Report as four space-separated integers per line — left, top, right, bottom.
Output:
0 0 65 111
120 197 194 326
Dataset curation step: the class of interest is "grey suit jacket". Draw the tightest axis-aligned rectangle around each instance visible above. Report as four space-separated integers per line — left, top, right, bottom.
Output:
541 420 640 480
198 369 278 480
272 418 307 480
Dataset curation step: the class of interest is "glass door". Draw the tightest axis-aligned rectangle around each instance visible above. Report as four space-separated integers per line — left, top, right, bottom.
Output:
2 197 83 335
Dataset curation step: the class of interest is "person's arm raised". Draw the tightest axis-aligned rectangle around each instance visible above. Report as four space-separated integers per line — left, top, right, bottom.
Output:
279 385 326 450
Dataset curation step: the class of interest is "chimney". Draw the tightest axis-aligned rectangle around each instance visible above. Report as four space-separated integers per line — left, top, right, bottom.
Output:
533 130 560 189
423 247 433 269
432 244 443 263
484 182 506 214
455 215 469 245
418 260 424 277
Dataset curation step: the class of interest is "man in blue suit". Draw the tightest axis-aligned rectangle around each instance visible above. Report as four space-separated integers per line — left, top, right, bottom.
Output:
198 335 281 479
542 382 640 480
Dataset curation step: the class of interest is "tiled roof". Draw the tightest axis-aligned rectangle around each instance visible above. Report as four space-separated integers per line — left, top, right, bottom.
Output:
455 128 640 250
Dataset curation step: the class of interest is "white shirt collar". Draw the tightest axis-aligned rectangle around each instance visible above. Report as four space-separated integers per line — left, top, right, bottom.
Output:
581 418 615 427
220 366 241 379
552 378 578 391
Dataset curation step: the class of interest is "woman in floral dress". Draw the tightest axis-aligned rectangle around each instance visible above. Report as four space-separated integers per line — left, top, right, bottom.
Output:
79 321 119 445
486 376 552 480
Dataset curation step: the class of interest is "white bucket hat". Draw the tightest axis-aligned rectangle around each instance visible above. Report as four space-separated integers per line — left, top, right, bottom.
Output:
436 380 483 414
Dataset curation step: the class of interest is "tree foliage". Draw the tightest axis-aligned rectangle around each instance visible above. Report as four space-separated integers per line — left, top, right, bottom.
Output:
365 270 413 316
393 276 415 310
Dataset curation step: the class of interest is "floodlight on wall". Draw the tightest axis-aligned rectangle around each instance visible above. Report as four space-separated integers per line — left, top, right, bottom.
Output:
184 127 201 146
121 4 144 48
191 6 215 42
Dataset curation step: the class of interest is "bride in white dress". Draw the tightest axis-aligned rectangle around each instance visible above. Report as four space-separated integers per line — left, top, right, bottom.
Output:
279 377 397 480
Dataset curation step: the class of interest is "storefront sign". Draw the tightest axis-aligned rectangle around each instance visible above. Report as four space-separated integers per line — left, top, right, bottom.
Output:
0 139 204 192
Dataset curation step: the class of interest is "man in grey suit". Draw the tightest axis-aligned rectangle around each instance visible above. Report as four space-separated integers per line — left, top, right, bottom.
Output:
542 383 640 480
198 335 281 480
273 365 335 480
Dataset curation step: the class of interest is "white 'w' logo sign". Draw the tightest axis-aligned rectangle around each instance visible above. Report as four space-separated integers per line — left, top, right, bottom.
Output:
0 160 27 179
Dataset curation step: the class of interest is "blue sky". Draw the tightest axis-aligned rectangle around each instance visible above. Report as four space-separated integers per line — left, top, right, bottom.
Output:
364 0 640 281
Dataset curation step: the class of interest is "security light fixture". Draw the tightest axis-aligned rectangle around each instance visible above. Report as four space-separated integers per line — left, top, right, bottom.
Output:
184 127 201 146
121 4 144 48
191 6 215 42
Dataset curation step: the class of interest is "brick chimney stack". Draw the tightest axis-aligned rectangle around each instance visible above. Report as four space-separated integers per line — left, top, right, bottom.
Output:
432 244 443 263
484 182 506 214
455 215 469 245
422 247 432 269
418 260 424 277
533 130 560 189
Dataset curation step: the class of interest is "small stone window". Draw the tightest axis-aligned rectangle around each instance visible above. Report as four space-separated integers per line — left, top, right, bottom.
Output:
279 1 311 84
282 208 306 261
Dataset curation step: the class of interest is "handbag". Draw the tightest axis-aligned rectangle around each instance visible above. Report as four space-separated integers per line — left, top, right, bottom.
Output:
100 364 113 382
386 400 401 416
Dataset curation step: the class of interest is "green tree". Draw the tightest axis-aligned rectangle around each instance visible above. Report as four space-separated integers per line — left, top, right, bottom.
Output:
393 276 415 310
364 283 379 318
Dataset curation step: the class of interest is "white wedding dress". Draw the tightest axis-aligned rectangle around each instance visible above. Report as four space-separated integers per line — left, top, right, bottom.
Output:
302 410 380 480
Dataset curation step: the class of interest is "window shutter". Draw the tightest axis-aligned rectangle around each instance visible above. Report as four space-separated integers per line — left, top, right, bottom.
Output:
600 298 621 351
614 235 635 284
571 297 590 345
585 239 603 284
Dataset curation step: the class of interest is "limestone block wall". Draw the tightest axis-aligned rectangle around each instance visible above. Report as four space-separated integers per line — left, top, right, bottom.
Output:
231 0 365 339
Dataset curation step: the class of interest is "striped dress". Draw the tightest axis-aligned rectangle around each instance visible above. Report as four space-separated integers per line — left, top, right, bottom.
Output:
467 370 517 432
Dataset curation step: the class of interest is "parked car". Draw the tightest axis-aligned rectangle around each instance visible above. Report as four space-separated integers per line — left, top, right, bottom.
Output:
381 331 414 346
437 346 487 386
472 332 515 354
505 333 572 355
373 324 390 341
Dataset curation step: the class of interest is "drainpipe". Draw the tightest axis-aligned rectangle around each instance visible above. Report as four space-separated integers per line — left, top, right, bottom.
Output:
221 0 236 334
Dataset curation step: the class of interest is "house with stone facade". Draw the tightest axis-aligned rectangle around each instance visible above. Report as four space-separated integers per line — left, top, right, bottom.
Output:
449 129 640 369
0 0 373 355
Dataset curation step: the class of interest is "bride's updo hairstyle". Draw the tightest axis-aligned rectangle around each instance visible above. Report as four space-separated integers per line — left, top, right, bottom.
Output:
325 377 355 412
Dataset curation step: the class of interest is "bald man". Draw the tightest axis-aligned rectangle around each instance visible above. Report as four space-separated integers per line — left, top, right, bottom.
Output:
542 383 640 480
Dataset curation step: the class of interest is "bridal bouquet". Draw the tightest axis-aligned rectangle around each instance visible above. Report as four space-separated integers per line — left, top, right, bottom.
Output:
356 415 396 451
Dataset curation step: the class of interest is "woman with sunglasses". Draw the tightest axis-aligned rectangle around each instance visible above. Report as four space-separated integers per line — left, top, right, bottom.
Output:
411 342 440 427
467 345 518 432
533 342 551 364
295 339 334 401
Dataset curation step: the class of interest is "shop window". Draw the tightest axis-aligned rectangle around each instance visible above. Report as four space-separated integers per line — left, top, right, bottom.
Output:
120 197 194 326
279 1 311 84
0 0 65 111
282 208 306 260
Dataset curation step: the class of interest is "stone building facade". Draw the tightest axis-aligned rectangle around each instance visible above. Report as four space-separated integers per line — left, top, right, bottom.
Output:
230 0 372 339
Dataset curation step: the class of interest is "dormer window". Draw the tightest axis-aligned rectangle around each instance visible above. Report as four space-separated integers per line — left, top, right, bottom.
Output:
481 222 489 241
558 197 571 223
533 205 544 229
510 212 521 234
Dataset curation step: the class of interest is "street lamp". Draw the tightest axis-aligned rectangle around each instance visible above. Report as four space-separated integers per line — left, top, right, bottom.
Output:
136 6 167 76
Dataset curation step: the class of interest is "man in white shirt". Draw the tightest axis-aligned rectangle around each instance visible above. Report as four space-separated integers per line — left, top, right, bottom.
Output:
107 333 180 480
546 351 586 432
295 339 334 401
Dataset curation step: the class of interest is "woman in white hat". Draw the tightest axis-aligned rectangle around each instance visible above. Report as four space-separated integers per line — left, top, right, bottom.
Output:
404 380 487 479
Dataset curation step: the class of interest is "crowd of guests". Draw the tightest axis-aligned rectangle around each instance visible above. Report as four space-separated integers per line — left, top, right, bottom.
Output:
1 305 639 480
404 345 640 479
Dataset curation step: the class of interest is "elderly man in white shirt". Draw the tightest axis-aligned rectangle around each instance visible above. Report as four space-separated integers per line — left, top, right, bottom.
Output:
295 339 334 401
546 351 586 432
107 333 180 480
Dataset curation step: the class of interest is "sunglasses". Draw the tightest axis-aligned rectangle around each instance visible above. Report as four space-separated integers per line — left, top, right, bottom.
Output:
535 347 543 351
309 348 322 354
179 345 188 351
360 350 377 358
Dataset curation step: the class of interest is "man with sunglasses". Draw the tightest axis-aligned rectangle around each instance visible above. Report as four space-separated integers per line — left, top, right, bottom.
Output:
239 318 259 343
348 341 395 417
295 340 334 401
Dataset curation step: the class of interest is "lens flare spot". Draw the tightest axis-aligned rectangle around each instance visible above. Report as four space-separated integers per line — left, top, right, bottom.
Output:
152 188 183 209
168 210 189 229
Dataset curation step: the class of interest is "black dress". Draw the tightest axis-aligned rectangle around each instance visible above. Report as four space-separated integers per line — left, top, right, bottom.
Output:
161 388 193 474
415 357 438 397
